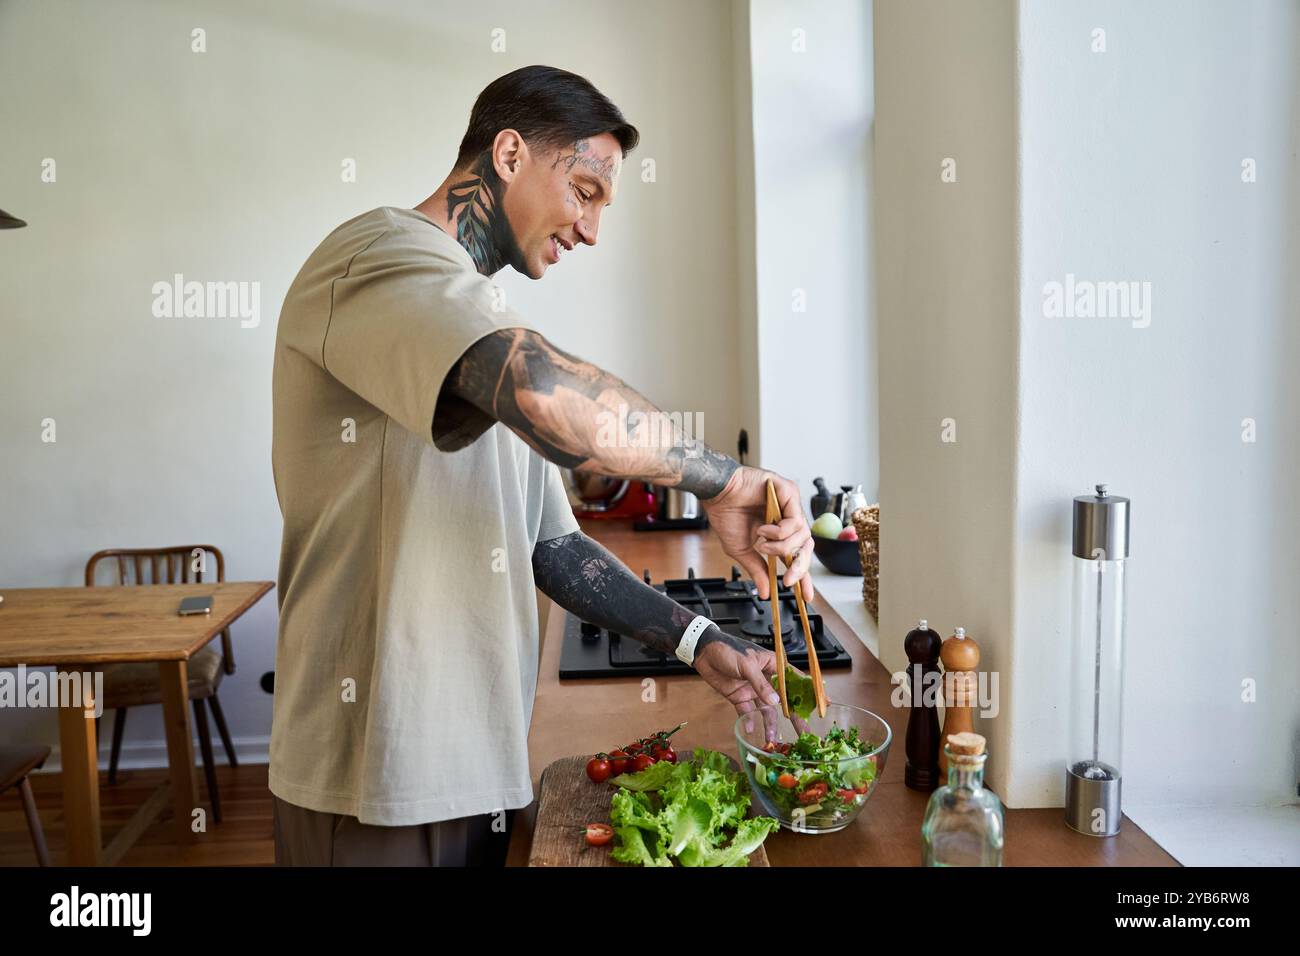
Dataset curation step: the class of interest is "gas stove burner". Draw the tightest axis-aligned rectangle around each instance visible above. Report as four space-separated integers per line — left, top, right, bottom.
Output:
740 613 794 639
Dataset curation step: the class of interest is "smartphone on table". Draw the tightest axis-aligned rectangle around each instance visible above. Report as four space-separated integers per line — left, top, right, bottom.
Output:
178 595 214 616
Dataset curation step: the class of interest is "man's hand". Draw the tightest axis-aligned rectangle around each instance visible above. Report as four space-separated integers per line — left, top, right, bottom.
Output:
698 466 814 601
692 636 783 741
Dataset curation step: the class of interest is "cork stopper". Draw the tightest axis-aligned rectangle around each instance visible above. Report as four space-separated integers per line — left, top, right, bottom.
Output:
946 731 986 757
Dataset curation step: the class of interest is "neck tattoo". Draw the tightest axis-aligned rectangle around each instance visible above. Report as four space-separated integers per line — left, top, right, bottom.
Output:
445 153 527 276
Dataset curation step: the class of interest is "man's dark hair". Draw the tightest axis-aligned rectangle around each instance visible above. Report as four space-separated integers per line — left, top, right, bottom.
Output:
456 65 639 169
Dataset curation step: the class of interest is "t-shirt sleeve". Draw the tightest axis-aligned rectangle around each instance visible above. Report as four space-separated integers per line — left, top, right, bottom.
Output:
321 220 533 451
536 460 581 544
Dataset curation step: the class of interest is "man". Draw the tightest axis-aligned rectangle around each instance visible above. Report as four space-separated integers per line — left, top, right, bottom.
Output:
269 65 813 866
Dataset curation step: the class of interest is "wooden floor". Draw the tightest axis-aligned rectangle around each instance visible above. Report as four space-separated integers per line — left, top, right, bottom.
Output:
0 763 275 866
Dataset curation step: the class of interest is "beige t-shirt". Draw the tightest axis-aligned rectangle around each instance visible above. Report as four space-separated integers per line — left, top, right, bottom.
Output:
269 206 579 826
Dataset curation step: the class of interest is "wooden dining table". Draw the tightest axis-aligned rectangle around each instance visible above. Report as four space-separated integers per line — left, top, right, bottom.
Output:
0 580 274 865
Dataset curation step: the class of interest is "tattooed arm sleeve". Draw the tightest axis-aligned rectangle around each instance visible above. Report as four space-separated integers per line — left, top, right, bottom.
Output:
442 328 739 499
531 531 763 661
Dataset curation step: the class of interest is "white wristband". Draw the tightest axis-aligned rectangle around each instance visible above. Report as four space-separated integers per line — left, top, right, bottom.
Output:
675 615 714 666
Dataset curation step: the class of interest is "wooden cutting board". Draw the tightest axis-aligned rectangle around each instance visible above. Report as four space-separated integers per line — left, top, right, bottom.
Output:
527 754 771 867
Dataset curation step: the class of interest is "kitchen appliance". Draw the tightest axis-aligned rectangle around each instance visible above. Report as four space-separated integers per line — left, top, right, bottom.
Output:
558 565 855 678
661 487 699 521
562 468 657 520
633 485 708 531
834 484 869 526
1065 483 1131 837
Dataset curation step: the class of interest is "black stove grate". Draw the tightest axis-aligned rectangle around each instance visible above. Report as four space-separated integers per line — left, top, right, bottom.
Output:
558 566 853 679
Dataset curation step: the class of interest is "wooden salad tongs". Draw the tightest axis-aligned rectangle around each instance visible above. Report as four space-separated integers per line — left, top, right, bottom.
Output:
764 479 829 720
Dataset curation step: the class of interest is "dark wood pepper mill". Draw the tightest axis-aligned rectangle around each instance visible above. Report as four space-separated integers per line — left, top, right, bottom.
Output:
904 619 943 791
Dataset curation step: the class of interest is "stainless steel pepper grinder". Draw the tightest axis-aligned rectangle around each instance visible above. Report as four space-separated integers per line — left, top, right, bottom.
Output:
1065 484 1131 837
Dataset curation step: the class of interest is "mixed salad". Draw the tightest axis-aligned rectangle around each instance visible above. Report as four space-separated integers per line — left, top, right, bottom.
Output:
747 667 879 829
605 748 780 867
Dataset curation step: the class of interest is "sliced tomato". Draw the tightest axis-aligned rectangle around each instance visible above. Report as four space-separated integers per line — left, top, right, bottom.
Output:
798 783 829 805
837 789 858 802
585 823 613 847
776 773 799 789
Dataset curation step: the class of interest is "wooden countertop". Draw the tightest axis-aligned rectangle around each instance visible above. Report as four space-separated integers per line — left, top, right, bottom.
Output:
506 520 1177 867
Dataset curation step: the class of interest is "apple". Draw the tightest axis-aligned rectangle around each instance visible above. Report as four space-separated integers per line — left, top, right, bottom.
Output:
811 513 843 539
838 526 858 542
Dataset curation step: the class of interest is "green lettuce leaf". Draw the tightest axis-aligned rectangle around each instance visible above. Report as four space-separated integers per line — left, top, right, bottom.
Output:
609 789 659 834
609 826 672 867
607 748 776 867
770 664 816 719
695 816 781 867
664 796 714 858
609 760 679 792
692 748 734 776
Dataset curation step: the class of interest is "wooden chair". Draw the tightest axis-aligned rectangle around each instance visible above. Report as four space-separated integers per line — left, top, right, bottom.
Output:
0 745 52 865
83 546 238 823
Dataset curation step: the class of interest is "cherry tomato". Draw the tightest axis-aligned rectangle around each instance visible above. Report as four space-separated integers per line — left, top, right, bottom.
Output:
585 823 614 847
649 741 676 762
585 756 611 783
854 780 870 793
837 789 859 802
631 753 657 773
625 742 644 756
762 742 779 753
777 773 799 789
798 783 829 805
608 749 630 776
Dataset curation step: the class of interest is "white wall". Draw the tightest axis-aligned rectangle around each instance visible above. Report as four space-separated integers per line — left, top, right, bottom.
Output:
876 0 1299 811
0 0 744 766
1013 0 1300 809
746 0 877 500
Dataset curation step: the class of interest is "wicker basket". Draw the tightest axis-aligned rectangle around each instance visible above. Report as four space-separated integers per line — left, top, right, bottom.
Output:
850 505 880 622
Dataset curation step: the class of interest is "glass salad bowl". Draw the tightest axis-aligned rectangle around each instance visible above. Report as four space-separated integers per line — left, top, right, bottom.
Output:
735 702 892 834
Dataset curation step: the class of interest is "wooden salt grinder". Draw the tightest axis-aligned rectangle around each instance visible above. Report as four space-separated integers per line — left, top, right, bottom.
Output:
904 619 943 791
938 627 980 778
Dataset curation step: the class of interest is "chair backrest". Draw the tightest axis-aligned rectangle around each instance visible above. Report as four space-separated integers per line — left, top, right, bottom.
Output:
84 546 235 675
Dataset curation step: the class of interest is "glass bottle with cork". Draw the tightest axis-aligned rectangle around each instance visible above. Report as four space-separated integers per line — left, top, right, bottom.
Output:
921 731 1004 866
